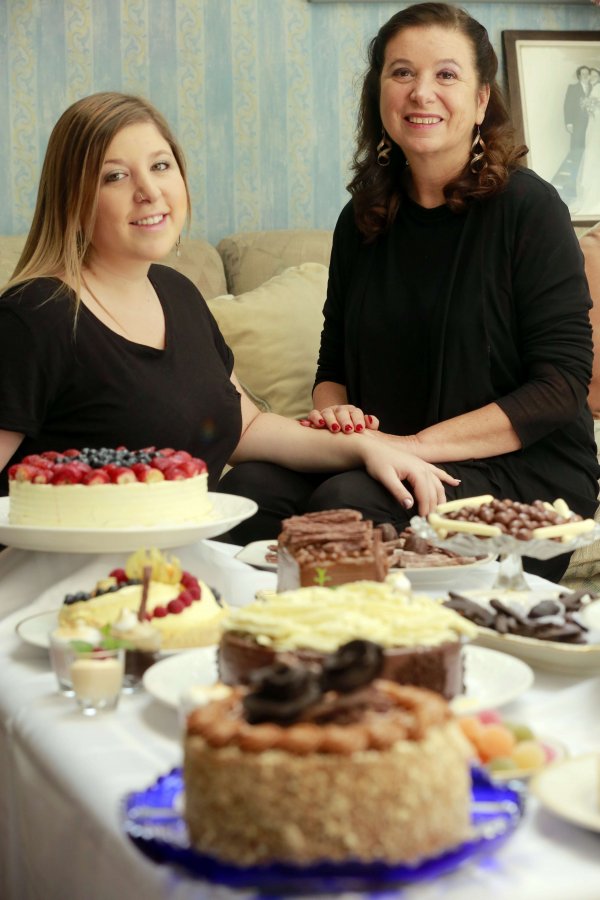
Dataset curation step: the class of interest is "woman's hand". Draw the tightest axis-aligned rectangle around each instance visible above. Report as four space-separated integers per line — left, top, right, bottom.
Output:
359 438 459 516
299 405 380 434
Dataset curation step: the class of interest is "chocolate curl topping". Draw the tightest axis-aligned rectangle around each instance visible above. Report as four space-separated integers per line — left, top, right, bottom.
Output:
241 640 386 725
242 663 322 724
321 639 384 693
137 565 152 622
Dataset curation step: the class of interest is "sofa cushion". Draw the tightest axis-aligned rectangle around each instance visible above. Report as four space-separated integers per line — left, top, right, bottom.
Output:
217 229 333 295
162 238 227 300
208 262 328 419
0 235 27 287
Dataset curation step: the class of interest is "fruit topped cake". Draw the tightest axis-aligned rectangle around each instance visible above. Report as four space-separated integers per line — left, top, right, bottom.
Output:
8 446 211 528
218 576 476 699
184 640 472 866
277 509 389 591
58 548 227 650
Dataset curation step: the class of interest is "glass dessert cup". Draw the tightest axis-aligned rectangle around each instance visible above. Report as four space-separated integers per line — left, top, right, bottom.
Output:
410 517 600 592
48 632 77 697
70 647 125 715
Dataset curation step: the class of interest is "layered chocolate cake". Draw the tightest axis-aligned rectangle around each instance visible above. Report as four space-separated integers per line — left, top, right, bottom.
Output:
277 509 388 591
184 641 472 866
8 446 211 528
218 577 476 700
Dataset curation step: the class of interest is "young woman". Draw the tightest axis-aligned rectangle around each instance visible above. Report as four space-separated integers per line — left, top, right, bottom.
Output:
0 91 456 538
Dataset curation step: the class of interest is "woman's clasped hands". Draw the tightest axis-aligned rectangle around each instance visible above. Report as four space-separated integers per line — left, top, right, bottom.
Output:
300 404 380 434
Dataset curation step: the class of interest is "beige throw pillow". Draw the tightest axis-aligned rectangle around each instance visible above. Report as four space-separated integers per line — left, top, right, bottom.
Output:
208 262 328 419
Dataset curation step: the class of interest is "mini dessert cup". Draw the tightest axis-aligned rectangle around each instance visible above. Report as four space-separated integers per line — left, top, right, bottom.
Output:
48 624 103 697
110 609 162 693
122 648 161 693
70 647 125 715
48 632 77 697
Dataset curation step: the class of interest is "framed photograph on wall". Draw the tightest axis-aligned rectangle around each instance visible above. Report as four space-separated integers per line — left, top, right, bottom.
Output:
503 31 600 226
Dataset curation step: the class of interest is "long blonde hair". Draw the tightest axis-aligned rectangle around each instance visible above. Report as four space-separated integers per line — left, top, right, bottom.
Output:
2 92 191 309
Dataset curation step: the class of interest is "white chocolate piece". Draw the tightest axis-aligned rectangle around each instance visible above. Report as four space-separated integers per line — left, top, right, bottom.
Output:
435 495 494 515
428 512 502 538
532 519 595 541
552 498 571 519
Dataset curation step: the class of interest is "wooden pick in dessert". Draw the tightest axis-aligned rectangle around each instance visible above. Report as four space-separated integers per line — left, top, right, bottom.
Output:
138 565 152 622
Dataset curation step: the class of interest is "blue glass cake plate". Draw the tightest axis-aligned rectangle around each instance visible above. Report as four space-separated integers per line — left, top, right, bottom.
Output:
122 766 524 893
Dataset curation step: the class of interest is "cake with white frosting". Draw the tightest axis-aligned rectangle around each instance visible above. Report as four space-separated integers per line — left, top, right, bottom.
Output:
217 576 476 699
8 447 211 528
58 549 227 649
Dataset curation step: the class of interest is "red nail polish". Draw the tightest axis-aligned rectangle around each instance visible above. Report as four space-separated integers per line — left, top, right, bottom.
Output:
344 424 353 432
319 418 325 426
355 424 364 432
331 423 340 432
366 415 373 424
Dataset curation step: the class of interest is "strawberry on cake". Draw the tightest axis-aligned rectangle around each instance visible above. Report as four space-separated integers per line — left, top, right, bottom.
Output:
8 446 211 528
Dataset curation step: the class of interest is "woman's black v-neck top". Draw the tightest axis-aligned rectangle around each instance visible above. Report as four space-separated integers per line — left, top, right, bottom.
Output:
0 265 242 493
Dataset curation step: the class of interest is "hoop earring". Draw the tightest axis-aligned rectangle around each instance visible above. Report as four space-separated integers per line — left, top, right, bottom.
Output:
175 235 181 258
377 129 392 167
470 127 487 173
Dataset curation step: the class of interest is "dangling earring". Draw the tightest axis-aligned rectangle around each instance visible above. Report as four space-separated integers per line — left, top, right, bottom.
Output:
470 127 487 173
175 235 181 258
376 128 392 167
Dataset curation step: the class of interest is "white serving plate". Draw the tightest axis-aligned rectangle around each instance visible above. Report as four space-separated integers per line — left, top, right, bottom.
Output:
530 755 600 832
0 493 257 553
448 588 600 676
143 644 533 715
235 539 496 586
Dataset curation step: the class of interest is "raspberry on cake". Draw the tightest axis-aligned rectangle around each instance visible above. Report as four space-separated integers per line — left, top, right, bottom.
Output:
277 509 389 590
217 576 476 699
8 446 211 528
184 640 472 867
58 548 227 650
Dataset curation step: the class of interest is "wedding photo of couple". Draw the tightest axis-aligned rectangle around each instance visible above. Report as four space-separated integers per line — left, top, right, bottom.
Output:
552 63 600 216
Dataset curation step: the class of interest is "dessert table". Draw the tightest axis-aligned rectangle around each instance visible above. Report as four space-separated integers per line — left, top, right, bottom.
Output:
0 539 599 900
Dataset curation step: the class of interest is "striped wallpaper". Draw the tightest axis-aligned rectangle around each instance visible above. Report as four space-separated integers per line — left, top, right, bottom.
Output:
1 0 599 244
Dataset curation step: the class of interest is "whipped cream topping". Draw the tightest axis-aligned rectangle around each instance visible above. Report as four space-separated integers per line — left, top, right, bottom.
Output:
223 577 476 652
52 621 102 645
110 608 161 652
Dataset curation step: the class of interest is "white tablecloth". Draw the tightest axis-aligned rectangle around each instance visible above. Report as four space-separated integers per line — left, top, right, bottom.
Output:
0 542 598 900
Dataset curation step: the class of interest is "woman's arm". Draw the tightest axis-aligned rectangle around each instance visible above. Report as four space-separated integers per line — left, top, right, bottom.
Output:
581 227 600 416
0 430 25 472
229 374 458 514
374 402 521 463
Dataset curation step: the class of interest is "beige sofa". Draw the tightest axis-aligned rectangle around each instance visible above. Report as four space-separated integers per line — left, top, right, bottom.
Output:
1 228 599 588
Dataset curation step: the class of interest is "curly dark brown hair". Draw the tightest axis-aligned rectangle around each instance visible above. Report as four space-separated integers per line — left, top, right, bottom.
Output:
349 3 527 240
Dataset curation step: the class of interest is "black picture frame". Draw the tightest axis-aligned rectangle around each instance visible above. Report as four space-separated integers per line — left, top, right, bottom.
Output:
503 30 600 226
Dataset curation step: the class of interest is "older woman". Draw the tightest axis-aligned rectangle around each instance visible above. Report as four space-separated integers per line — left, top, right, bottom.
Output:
300 2 598 580
0 92 457 533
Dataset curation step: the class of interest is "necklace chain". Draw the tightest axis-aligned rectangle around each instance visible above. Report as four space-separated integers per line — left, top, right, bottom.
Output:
81 273 151 340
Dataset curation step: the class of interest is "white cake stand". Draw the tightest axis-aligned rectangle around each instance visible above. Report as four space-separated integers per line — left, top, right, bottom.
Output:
410 516 600 591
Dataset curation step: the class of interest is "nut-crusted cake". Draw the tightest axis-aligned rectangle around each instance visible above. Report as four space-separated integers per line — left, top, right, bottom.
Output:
184 641 472 866
218 577 476 699
8 446 211 528
277 509 389 591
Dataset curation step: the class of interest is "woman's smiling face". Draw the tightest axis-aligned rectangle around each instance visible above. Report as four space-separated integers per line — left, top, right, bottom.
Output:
90 120 188 268
379 25 490 173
